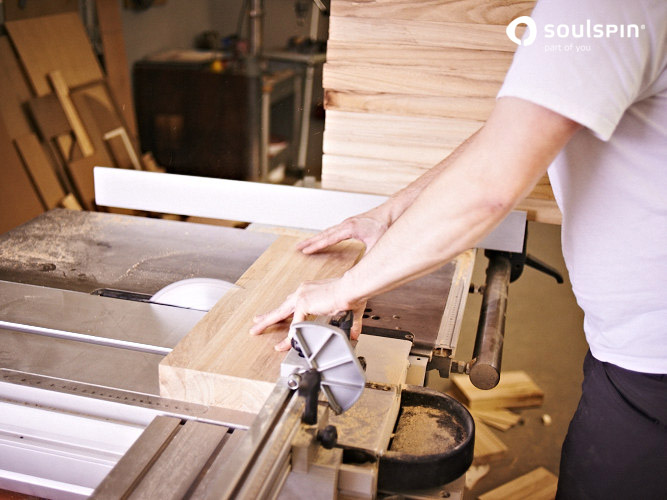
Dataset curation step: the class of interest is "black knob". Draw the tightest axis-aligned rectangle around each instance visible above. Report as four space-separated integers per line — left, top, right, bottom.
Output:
317 425 338 449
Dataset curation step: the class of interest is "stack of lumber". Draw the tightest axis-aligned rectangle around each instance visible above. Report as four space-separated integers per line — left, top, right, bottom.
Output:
0 1 146 234
159 234 365 413
450 370 544 464
321 0 562 224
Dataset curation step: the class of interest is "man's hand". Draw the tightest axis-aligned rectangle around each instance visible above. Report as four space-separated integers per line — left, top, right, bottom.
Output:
249 277 366 351
297 209 390 255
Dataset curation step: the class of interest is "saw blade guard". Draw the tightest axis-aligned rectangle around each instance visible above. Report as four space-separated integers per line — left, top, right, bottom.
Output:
290 321 366 414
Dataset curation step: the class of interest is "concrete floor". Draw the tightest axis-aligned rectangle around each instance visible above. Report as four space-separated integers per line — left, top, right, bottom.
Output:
428 221 589 498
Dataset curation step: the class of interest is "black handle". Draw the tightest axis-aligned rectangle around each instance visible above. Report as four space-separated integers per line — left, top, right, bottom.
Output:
469 252 511 390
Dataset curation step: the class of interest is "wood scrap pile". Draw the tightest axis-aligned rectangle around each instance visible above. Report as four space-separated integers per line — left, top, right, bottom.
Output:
321 0 562 224
450 370 544 464
0 1 156 234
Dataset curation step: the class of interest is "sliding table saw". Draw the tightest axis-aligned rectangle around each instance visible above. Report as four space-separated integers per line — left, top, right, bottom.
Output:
0 171 527 499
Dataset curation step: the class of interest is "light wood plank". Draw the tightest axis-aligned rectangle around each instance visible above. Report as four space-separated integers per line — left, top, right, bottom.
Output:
478 467 558 500
324 90 496 122
160 236 364 413
5 12 104 96
92 415 181 499
48 70 95 157
515 198 562 225
331 0 534 26
472 409 523 431
14 134 65 209
326 41 514 74
472 415 508 465
329 17 519 52
451 371 544 411
324 62 504 98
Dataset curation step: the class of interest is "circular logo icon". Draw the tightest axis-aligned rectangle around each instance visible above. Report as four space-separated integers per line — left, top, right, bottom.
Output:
506 16 537 46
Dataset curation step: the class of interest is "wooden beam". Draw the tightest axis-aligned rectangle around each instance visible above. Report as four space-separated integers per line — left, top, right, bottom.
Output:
159 236 364 413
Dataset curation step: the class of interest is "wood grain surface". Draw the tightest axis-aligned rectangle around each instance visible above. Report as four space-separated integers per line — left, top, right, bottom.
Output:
160 235 364 413
478 467 558 500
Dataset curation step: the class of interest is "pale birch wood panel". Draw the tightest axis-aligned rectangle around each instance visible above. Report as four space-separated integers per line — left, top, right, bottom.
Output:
329 16 519 52
160 236 364 413
324 62 504 98
331 0 534 26
324 90 497 122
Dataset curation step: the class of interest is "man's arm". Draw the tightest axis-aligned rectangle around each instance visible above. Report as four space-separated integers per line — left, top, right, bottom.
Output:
252 97 581 350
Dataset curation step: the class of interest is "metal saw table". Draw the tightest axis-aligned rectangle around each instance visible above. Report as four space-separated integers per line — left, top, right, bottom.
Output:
0 209 474 499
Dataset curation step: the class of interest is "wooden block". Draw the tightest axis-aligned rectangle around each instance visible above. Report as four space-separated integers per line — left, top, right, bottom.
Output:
472 414 508 465
329 17 519 52
324 62 504 98
451 371 544 411
472 409 523 431
48 70 95 157
59 193 83 210
324 90 496 122
14 134 66 209
322 154 429 196
159 236 364 413
0 36 32 139
515 198 562 225
5 12 104 96
478 467 558 500
0 119 44 234
92 415 181 499
331 0 534 26
95 0 139 143
3 0 79 21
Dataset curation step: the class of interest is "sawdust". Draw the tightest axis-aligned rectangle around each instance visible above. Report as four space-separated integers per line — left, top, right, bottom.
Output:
390 405 466 455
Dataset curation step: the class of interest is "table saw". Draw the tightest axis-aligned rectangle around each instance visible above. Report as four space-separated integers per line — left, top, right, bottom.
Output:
0 172 527 499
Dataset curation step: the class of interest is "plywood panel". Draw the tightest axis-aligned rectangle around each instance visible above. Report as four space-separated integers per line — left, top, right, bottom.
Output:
14 134 65 209
329 16 519 52
0 36 32 139
160 236 364 413
331 0 534 25
0 120 44 233
5 12 104 96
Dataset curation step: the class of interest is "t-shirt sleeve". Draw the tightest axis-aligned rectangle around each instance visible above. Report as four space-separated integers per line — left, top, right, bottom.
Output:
497 0 663 141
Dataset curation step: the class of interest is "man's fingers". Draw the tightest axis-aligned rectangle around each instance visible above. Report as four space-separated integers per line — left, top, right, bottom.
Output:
274 336 293 351
350 301 367 340
250 303 294 335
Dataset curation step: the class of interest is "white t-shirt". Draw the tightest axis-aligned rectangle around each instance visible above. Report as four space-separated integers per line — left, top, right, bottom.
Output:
498 0 667 373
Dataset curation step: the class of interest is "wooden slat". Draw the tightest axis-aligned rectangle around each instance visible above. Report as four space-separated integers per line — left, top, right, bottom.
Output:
0 119 44 233
451 371 544 411
14 134 65 209
48 70 95 157
95 0 139 142
324 62 504 98
331 0 534 26
129 420 229 500
478 467 558 500
92 416 181 500
5 12 104 96
324 90 496 122
472 409 523 431
329 16 519 52
515 198 561 225
160 236 364 413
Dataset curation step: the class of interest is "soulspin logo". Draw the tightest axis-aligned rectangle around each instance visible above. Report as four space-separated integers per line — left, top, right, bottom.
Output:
506 15 646 49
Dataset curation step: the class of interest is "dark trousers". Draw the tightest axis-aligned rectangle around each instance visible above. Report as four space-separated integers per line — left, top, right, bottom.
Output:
556 351 667 499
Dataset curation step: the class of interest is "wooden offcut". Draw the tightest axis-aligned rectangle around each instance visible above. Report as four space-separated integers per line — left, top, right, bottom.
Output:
451 371 544 411
478 467 558 500
160 236 364 413
472 408 523 431
472 415 508 465
5 12 104 96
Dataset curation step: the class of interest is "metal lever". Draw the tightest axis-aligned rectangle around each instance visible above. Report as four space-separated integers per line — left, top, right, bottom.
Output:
469 252 511 390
